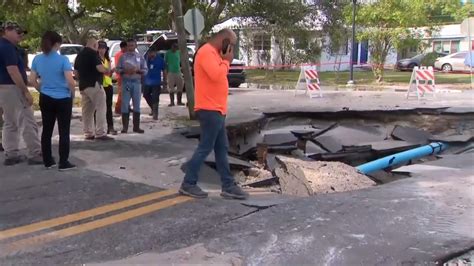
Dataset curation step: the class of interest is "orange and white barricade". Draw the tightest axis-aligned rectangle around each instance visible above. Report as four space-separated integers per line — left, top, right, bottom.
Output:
407 66 436 100
295 66 323 98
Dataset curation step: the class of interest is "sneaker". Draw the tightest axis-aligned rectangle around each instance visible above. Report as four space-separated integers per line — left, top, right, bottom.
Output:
179 184 208 199
96 135 114 141
221 185 249 200
4 156 25 166
44 158 57 169
45 163 57 169
133 128 145 134
59 161 76 171
108 128 118 136
27 155 44 165
168 103 175 107
85 135 95 140
177 102 185 106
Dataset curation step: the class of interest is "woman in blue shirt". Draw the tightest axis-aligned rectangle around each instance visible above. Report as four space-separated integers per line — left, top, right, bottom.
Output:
29 31 76 171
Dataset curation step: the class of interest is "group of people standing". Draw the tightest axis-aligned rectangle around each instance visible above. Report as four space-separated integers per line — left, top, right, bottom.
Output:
0 21 183 170
1 20 248 200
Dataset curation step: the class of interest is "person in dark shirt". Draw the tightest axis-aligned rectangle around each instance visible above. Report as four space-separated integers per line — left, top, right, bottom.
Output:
143 49 166 120
74 38 113 141
0 21 42 166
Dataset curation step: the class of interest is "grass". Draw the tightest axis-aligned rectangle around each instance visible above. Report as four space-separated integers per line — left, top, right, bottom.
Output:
246 69 472 87
31 90 82 111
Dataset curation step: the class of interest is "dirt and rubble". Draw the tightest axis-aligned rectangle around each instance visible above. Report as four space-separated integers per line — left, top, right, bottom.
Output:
181 107 474 197
274 157 376 196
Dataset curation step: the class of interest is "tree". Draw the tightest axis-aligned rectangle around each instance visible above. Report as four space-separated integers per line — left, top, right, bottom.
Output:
171 0 195 119
352 0 470 83
235 0 320 68
316 1 351 78
1 0 170 46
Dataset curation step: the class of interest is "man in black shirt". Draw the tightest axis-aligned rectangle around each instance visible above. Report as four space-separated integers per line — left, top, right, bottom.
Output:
74 38 113 140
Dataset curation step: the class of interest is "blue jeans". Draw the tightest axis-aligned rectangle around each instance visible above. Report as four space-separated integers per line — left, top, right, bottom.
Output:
142 84 161 109
183 110 234 189
121 79 142 113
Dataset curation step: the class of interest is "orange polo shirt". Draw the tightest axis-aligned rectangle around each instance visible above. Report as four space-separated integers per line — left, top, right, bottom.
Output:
114 50 124 83
194 43 230 115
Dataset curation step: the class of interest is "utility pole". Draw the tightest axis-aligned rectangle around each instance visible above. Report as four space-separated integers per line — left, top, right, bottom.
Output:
468 15 473 90
347 0 357 86
171 0 195 119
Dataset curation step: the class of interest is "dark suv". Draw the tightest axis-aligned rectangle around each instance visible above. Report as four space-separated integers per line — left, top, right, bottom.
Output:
146 32 246 87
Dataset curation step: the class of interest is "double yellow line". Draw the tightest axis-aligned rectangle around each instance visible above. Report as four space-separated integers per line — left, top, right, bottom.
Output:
0 190 193 257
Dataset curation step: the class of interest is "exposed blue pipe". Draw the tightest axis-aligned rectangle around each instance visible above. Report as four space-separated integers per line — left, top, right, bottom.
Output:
356 142 448 174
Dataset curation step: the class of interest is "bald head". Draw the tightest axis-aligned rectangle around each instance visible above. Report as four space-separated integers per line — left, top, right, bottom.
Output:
210 28 237 52
214 29 236 40
86 38 99 51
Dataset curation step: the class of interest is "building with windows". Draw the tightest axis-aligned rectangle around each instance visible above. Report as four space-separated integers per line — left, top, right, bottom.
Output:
212 17 400 72
427 23 473 54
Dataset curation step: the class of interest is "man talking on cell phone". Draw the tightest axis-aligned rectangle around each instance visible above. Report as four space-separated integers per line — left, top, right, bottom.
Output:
179 28 248 200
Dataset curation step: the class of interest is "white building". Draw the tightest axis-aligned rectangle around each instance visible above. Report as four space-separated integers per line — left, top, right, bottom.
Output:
213 16 473 72
212 17 398 72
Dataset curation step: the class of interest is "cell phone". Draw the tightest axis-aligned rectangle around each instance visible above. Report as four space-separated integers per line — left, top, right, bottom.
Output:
222 38 230 54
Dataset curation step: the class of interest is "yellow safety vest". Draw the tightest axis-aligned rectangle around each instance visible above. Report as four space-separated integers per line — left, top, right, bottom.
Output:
102 59 113 87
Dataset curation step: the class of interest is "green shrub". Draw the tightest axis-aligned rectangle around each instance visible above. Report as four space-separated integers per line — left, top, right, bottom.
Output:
420 52 440 67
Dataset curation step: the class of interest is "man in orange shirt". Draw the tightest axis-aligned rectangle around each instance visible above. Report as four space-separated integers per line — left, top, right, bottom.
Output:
179 29 248 200
114 41 127 114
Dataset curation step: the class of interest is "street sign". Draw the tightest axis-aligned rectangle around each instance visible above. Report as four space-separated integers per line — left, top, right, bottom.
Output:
184 8 205 40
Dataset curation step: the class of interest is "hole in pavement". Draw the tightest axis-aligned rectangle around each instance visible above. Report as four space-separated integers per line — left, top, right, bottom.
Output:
439 247 474 266
181 109 474 197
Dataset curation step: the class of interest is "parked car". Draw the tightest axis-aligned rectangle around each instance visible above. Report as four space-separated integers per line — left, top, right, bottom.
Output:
59 44 83 68
146 32 246 88
434 51 470 72
107 40 122 69
395 52 447 71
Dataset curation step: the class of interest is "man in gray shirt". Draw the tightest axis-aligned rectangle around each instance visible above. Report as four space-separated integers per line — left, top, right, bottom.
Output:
116 39 147 134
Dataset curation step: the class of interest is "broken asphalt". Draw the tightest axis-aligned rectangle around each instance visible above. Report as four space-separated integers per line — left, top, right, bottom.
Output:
0 88 473 265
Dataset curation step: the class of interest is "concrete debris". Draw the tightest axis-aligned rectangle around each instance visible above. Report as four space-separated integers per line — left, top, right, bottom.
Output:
231 130 263 155
430 134 474 143
262 132 298 146
290 130 315 139
241 168 277 187
453 143 474 154
274 156 376 196
265 153 279 171
305 140 328 155
356 140 420 155
391 125 432 144
291 149 313 161
314 124 386 153
205 153 256 170
308 150 372 166
442 249 474 266
311 122 338 138
247 167 273 179
267 144 297 154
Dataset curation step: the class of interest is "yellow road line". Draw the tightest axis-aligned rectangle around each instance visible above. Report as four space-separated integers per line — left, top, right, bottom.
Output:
0 189 177 241
0 196 192 257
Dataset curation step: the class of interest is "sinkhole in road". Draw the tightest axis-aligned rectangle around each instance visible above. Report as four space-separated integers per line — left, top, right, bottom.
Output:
182 108 474 195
